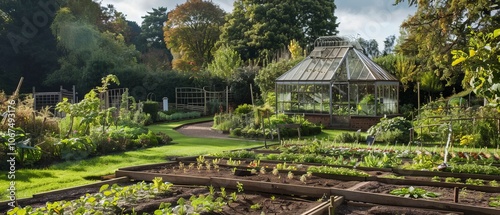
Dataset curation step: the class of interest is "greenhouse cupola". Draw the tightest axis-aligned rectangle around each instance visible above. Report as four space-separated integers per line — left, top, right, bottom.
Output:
275 36 399 130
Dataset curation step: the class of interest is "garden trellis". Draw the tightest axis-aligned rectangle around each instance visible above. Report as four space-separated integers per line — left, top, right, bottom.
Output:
412 100 500 148
33 86 76 115
99 88 128 110
175 87 229 115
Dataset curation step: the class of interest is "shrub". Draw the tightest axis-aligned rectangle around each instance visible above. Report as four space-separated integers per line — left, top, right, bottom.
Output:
137 130 159 147
0 127 42 168
334 132 363 143
58 137 96 161
142 101 160 122
234 104 253 115
367 116 412 144
156 132 173 145
230 128 242 137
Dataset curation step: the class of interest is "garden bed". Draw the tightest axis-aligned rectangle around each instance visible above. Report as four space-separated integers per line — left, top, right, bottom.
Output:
2 177 322 215
115 158 500 215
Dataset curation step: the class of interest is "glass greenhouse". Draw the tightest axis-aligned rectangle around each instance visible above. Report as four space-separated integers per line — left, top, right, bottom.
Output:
276 36 399 128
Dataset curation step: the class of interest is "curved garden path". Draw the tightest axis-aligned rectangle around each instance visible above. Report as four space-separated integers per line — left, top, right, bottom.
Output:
175 121 234 139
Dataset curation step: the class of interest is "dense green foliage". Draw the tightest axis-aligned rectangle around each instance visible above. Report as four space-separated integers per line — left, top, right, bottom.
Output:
395 0 499 87
219 0 339 62
367 117 413 144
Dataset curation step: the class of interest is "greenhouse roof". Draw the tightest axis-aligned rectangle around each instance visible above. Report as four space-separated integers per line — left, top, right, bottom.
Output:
276 36 398 84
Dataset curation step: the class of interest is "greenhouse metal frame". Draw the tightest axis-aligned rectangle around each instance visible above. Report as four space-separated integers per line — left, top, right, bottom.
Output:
276 36 399 128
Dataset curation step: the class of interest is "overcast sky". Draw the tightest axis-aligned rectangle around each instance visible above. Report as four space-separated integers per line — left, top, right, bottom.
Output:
101 0 416 50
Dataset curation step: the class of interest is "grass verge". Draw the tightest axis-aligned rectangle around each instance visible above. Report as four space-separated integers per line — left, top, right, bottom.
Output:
0 117 263 201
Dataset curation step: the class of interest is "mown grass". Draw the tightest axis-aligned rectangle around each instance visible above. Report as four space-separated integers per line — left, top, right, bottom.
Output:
0 117 263 201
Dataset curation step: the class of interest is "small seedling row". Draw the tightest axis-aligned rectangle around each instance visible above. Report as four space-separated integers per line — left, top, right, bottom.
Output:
172 156 500 193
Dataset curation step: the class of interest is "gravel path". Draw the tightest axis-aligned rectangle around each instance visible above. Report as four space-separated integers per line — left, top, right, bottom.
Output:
175 121 234 139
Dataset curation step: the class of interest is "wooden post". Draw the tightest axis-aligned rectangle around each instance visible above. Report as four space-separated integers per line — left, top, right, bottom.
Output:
226 85 229 113
454 187 459 203
12 77 24 99
250 84 254 106
329 196 344 215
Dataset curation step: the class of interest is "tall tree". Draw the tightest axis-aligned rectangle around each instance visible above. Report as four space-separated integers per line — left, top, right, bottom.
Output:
208 44 242 83
163 0 225 72
137 7 172 70
46 5 140 93
357 37 380 59
395 0 500 85
452 28 500 107
382 35 396 56
219 0 338 62
0 0 63 92
139 7 169 51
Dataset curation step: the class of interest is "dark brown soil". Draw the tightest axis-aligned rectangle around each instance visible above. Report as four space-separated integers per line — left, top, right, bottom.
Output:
145 162 362 189
335 203 463 215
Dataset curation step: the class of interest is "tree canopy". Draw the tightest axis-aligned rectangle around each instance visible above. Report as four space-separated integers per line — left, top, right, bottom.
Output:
452 28 500 107
46 3 140 93
163 0 226 72
219 0 339 62
395 0 500 86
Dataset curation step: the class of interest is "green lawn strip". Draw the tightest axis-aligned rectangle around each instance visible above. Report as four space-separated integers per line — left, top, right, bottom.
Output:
0 117 263 201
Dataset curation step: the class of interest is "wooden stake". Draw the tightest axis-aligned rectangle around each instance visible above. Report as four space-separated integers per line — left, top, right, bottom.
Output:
454 187 459 203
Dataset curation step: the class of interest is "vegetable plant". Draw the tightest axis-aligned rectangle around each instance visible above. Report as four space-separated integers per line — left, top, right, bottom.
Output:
489 196 500 207
389 186 440 199
307 166 369 177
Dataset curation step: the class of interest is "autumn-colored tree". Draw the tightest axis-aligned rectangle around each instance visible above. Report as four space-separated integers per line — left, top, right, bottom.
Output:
452 28 500 107
288 39 304 60
163 0 225 72
395 0 500 86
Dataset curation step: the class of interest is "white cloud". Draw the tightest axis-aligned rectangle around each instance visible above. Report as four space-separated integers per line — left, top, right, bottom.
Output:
336 1 416 50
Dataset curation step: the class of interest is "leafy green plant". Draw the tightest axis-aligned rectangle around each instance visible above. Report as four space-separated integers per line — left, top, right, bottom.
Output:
389 186 440 199
381 174 405 179
1 128 41 166
465 178 485 186
8 178 173 214
276 162 297 170
250 203 261 210
445 177 462 184
307 166 369 177
489 195 500 207
431 176 440 182
490 180 499 187
234 104 253 115
449 163 500 175
367 116 412 144
236 182 244 193
57 137 96 161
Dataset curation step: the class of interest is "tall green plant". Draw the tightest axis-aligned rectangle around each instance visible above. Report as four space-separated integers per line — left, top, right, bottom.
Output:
56 75 120 137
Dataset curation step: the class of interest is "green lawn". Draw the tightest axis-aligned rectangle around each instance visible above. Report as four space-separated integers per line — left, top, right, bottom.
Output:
0 118 263 201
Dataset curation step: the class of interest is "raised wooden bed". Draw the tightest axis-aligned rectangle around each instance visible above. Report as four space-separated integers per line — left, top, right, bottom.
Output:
115 168 500 215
